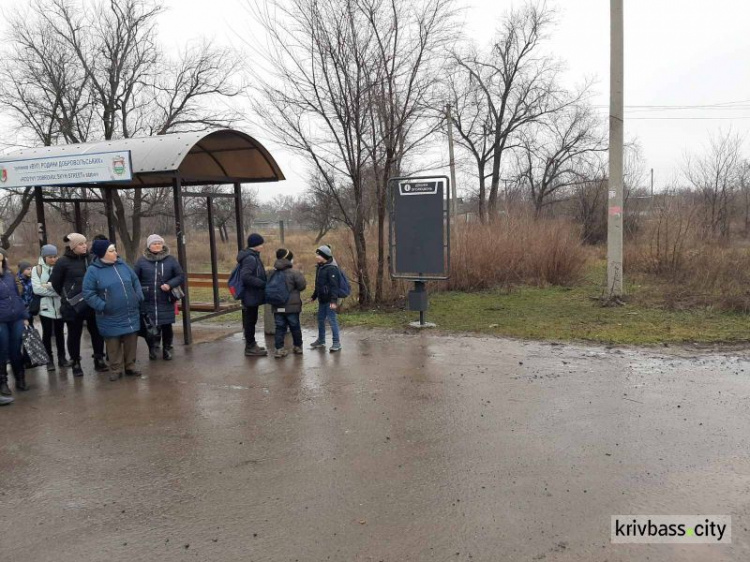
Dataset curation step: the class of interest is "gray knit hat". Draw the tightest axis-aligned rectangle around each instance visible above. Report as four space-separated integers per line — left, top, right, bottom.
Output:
41 244 58 258
315 245 333 259
146 234 165 249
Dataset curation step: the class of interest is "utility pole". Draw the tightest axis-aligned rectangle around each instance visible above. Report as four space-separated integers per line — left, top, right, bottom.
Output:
607 0 624 299
446 104 458 217
650 168 654 198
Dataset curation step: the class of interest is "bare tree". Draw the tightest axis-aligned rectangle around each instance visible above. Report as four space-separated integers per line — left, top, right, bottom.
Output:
516 101 605 216
449 1 571 222
0 0 241 260
684 130 744 240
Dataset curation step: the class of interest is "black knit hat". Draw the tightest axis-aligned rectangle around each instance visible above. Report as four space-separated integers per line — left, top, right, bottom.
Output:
276 248 293 261
247 233 264 248
91 239 111 259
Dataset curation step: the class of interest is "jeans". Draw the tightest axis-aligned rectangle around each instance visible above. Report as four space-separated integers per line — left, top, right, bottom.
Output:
41 316 66 361
274 313 302 349
242 306 260 346
0 319 25 374
317 302 340 344
67 307 105 361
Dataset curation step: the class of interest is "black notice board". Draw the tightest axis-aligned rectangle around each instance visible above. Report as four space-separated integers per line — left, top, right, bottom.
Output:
393 179 445 275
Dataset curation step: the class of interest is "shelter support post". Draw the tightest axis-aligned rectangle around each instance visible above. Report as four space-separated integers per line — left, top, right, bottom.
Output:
207 197 220 311
34 186 47 248
104 189 117 244
233 182 244 252
74 201 83 234
173 177 192 345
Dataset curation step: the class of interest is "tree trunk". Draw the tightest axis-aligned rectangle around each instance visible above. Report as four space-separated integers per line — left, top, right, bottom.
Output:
0 188 35 249
477 168 487 224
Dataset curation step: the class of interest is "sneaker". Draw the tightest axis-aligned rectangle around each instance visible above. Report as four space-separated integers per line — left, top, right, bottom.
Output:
244 344 268 357
125 369 141 377
274 348 288 359
46 361 56 372
292 346 304 355
109 371 122 382
0 395 13 406
72 362 84 377
329 343 342 353
94 357 109 372
309 340 326 349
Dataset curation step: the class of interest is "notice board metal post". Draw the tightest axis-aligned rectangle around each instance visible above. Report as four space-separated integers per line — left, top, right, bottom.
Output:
388 175 451 327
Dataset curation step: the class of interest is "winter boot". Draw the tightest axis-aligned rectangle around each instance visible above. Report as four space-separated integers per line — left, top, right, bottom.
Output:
94 356 109 372
274 348 288 359
162 347 173 361
148 344 158 360
0 365 11 396
244 343 268 357
309 339 326 349
72 360 84 377
292 346 304 355
125 369 141 377
14 367 28 391
0 395 12 406
109 370 121 382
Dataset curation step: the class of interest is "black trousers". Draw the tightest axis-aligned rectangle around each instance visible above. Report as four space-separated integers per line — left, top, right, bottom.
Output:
66 307 105 361
40 316 66 361
242 306 260 346
148 324 174 349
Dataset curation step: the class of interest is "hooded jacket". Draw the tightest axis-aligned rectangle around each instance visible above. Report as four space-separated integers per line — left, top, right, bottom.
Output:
270 259 307 314
133 246 185 326
311 260 340 304
49 248 94 320
0 265 29 324
31 257 62 320
82 257 144 338
237 248 267 307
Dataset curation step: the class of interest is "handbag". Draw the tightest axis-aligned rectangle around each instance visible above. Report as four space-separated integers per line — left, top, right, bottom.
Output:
22 326 50 367
29 294 42 316
138 311 160 340
169 286 185 302
63 287 88 315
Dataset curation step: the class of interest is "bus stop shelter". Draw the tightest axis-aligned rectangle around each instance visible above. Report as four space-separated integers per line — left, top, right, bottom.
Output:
0 129 285 344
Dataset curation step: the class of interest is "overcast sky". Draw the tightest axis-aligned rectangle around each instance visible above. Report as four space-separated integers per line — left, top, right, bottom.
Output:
4 0 750 200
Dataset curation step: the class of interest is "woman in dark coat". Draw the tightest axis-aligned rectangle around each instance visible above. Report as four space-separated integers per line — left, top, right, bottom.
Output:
133 234 185 361
49 233 107 377
0 248 30 397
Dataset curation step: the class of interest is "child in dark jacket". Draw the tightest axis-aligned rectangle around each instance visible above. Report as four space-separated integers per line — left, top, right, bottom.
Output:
270 249 307 358
309 245 341 352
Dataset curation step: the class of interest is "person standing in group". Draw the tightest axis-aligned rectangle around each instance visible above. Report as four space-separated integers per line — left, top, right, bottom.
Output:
237 233 268 357
268 249 306 358
49 233 108 377
0 248 30 397
309 245 342 353
31 245 71 372
17 261 34 322
83 240 144 382
134 234 184 361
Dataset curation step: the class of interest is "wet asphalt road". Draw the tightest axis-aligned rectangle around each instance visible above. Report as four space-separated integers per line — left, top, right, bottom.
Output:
1 327 749 562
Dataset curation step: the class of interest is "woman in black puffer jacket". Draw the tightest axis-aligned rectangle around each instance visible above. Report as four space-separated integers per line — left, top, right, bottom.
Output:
0 248 30 397
133 234 185 361
49 233 107 377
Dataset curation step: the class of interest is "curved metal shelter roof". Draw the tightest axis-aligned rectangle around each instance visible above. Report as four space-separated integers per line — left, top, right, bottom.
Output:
0 129 285 187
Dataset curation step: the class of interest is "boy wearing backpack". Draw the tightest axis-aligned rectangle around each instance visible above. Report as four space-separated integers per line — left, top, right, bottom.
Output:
267 249 307 358
236 233 268 357
309 245 343 352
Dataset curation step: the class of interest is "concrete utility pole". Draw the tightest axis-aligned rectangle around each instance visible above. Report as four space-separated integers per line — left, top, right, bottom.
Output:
607 0 624 299
446 104 458 217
